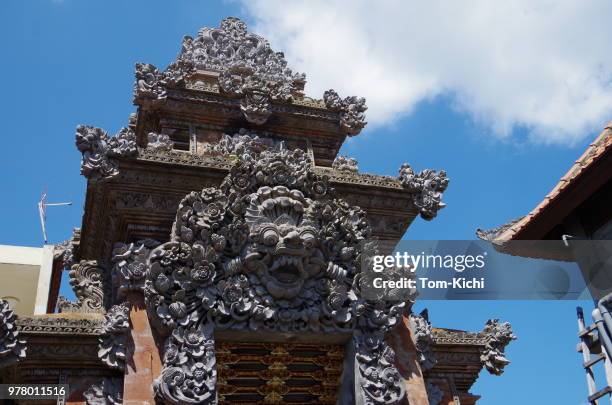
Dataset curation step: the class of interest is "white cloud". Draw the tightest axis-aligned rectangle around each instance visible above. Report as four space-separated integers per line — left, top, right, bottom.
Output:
241 0 612 143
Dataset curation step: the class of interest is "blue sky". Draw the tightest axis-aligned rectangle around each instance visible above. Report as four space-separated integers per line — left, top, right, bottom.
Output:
0 1 604 403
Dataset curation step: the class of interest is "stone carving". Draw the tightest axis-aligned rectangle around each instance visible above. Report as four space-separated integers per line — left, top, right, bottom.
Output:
134 17 306 125
115 192 180 213
432 328 488 345
76 125 137 181
408 311 436 371
98 303 129 370
398 163 449 220
480 319 516 375
54 227 81 269
57 260 105 313
425 381 444 405
112 240 160 297
26 343 98 361
323 89 368 136
84 377 123 405
147 132 174 152
16 316 104 336
0 299 27 368
182 17 304 90
202 128 277 157
240 91 272 125
155 324 217 404
354 331 404 405
134 62 167 99
137 147 410 190
332 156 359 172
144 146 405 404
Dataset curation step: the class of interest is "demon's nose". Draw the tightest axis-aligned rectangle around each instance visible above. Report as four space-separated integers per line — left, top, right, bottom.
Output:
283 230 301 245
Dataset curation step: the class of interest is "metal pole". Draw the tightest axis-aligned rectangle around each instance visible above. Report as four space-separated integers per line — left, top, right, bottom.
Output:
578 307 599 400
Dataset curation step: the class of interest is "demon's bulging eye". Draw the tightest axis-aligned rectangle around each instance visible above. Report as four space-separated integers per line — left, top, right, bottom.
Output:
262 227 279 246
301 229 316 248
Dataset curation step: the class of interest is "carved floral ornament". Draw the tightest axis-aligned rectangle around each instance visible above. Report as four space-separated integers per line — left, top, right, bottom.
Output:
0 299 27 368
98 303 130 371
332 155 359 172
74 121 449 223
143 146 406 404
75 125 137 182
133 17 367 133
57 260 105 313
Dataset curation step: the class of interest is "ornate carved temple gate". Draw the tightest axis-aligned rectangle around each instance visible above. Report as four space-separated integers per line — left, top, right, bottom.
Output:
0 17 514 405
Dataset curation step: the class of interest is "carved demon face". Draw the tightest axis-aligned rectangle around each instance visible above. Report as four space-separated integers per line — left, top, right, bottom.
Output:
243 186 324 299
144 147 386 336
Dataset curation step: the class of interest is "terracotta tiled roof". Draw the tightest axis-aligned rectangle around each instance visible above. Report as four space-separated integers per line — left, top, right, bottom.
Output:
478 122 612 242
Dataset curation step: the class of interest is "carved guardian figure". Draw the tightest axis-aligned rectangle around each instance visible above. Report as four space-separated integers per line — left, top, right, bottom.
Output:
480 318 516 375
398 163 449 220
144 146 405 404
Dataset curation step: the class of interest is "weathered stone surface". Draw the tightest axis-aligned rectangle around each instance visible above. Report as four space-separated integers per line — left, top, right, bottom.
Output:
122 292 163 405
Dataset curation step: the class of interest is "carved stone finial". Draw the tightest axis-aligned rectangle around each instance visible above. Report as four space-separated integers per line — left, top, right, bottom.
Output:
408 311 437 371
324 89 368 136
75 125 137 181
134 17 306 125
84 378 123 405
98 303 130 370
480 319 516 375
57 260 105 313
147 132 173 152
0 299 26 368
398 163 449 220
332 155 359 172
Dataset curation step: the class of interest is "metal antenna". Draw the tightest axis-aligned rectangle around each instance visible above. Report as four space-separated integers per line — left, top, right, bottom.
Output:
38 190 72 244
